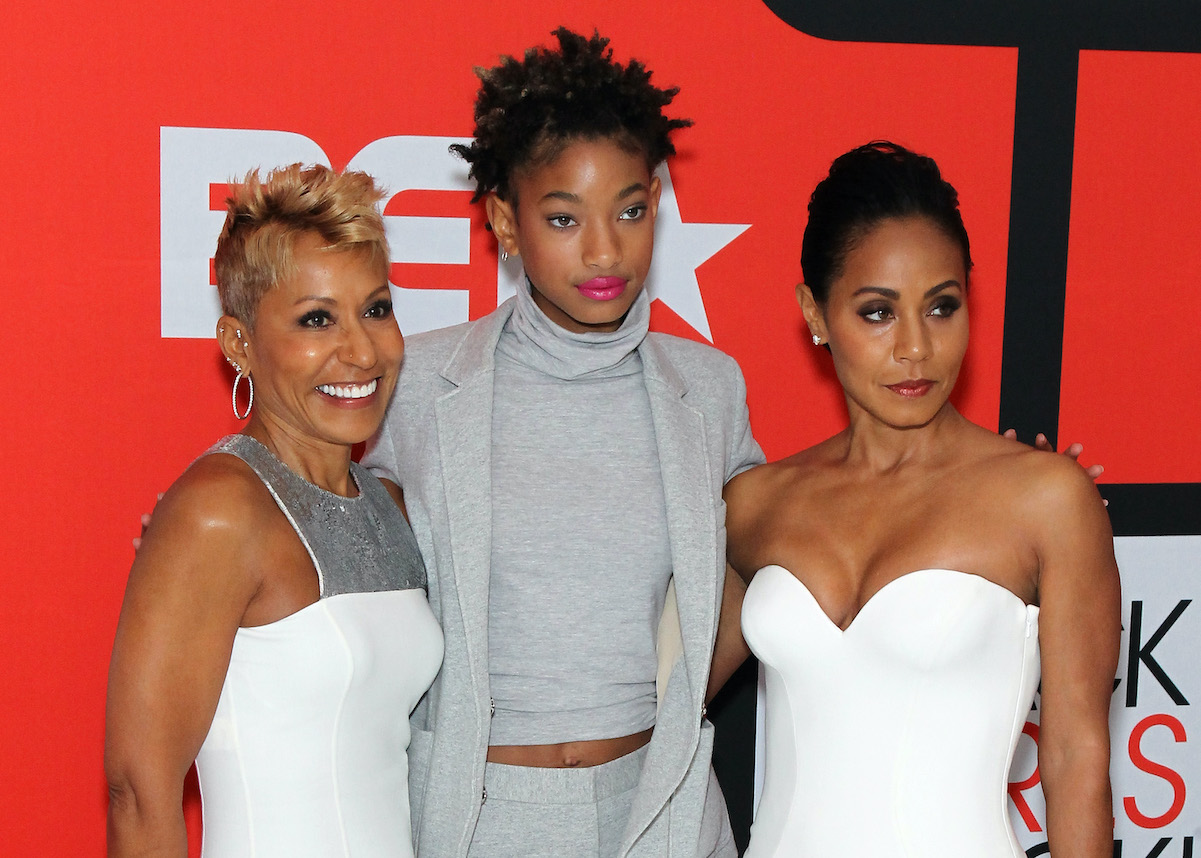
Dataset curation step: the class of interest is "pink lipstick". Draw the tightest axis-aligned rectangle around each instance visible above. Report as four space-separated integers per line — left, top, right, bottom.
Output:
576 276 627 301
886 379 935 398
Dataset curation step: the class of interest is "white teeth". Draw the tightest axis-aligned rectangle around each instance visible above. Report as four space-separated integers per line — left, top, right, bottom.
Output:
318 379 378 399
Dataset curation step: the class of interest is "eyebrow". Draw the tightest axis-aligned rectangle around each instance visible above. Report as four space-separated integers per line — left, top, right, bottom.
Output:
851 280 962 299
540 182 648 204
292 284 391 305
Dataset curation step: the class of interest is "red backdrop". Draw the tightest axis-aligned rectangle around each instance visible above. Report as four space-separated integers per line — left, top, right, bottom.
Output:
1 0 1196 853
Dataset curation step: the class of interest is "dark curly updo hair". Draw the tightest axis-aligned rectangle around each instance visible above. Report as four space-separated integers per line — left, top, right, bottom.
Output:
801 141 972 303
450 27 691 203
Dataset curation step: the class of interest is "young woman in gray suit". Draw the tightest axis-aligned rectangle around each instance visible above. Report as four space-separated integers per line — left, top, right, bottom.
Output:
364 27 762 858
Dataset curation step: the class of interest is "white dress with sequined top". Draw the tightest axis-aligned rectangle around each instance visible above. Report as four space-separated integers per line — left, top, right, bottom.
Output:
193 436 443 858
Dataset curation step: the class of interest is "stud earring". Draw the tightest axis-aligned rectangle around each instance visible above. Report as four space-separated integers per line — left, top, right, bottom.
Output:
500 248 509 263
812 334 822 346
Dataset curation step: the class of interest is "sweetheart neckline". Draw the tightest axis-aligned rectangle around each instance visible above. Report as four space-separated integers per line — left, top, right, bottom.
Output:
752 565 1035 634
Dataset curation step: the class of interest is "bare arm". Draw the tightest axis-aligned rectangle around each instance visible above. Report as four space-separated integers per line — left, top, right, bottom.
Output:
707 564 751 702
105 462 261 857
1030 458 1121 856
707 467 769 700
722 466 764 583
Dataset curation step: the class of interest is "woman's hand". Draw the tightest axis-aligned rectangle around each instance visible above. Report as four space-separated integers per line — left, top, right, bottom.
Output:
1004 429 1106 490
130 493 164 552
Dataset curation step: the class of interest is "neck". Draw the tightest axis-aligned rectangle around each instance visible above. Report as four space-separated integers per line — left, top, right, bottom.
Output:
838 400 968 474
242 417 357 497
499 279 649 381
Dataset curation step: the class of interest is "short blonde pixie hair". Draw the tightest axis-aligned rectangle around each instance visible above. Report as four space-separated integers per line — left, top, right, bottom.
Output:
214 163 390 328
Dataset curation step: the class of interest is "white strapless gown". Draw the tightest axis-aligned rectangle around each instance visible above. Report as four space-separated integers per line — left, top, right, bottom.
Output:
195 590 443 857
742 565 1040 858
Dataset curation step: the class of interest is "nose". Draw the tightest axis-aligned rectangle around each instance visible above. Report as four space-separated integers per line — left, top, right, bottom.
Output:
893 314 932 363
339 318 377 369
582 221 621 269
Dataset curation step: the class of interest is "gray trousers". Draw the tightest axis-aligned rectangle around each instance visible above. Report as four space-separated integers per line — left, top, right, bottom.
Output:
467 746 648 858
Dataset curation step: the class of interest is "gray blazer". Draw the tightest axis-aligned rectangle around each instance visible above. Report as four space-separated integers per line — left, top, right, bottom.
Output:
364 299 763 857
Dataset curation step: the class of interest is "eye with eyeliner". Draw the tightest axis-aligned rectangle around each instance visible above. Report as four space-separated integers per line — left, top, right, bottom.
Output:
298 309 333 329
619 203 648 221
364 298 394 320
858 302 893 323
928 296 962 317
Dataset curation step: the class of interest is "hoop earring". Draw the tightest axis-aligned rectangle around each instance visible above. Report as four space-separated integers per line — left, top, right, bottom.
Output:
232 369 254 419
500 248 509 262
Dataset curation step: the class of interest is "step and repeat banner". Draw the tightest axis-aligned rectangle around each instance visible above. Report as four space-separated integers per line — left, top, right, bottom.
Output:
1 0 1197 854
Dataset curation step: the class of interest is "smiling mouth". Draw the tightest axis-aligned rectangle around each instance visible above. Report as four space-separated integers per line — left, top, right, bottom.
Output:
317 379 378 399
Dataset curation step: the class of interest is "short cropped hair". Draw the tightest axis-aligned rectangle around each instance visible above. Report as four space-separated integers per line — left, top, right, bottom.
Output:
801 141 972 303
214 163 389 327
450 27 691 203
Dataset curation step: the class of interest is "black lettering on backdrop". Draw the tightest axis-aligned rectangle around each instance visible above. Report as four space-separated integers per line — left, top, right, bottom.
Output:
757 0 1201 538
760 0 1201 446
1112 838 1191 858
1125 600 1191 706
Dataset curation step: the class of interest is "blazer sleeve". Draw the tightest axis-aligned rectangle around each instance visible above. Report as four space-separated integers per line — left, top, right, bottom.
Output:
725 358 765 483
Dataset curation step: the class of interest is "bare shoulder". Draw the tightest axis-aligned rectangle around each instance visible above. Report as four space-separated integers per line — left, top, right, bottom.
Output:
960 425 1091 492
151 453 272 541
114 450 282 642
725 442 827 522
969 432 1109 543
1003 440 1101 511
725 442 832 579
133 452 276 591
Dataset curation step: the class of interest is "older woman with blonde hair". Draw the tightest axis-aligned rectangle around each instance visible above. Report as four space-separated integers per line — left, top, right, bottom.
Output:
105 164 442 857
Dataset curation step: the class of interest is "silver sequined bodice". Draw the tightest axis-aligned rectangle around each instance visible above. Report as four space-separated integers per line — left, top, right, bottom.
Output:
205 434 426 595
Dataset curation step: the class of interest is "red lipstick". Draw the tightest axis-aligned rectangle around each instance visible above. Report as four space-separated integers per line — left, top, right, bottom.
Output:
886 379 935 398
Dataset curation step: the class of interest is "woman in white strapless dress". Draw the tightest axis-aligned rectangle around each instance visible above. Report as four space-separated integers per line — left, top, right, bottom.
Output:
105 165 442 857
725 142 1121 857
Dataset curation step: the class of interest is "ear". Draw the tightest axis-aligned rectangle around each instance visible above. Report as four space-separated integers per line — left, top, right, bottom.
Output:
218 315 251 373
648 173 662 220
485 193 520 258
796 283 827 343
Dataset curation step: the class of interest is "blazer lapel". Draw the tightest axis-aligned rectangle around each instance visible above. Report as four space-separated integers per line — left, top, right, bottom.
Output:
643 338 719 698
432 302 515 691
620 337 721 854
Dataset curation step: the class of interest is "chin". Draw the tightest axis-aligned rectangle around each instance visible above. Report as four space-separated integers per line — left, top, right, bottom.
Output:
574 305 635 329
890 406 946 430
316 414 389 448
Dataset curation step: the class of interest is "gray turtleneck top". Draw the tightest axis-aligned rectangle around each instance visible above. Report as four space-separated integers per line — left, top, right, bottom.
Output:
486 284 672 745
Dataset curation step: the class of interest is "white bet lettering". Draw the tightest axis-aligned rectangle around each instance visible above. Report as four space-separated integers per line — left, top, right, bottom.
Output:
347 135 474 334
160 127 475 339
160 127 327 338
